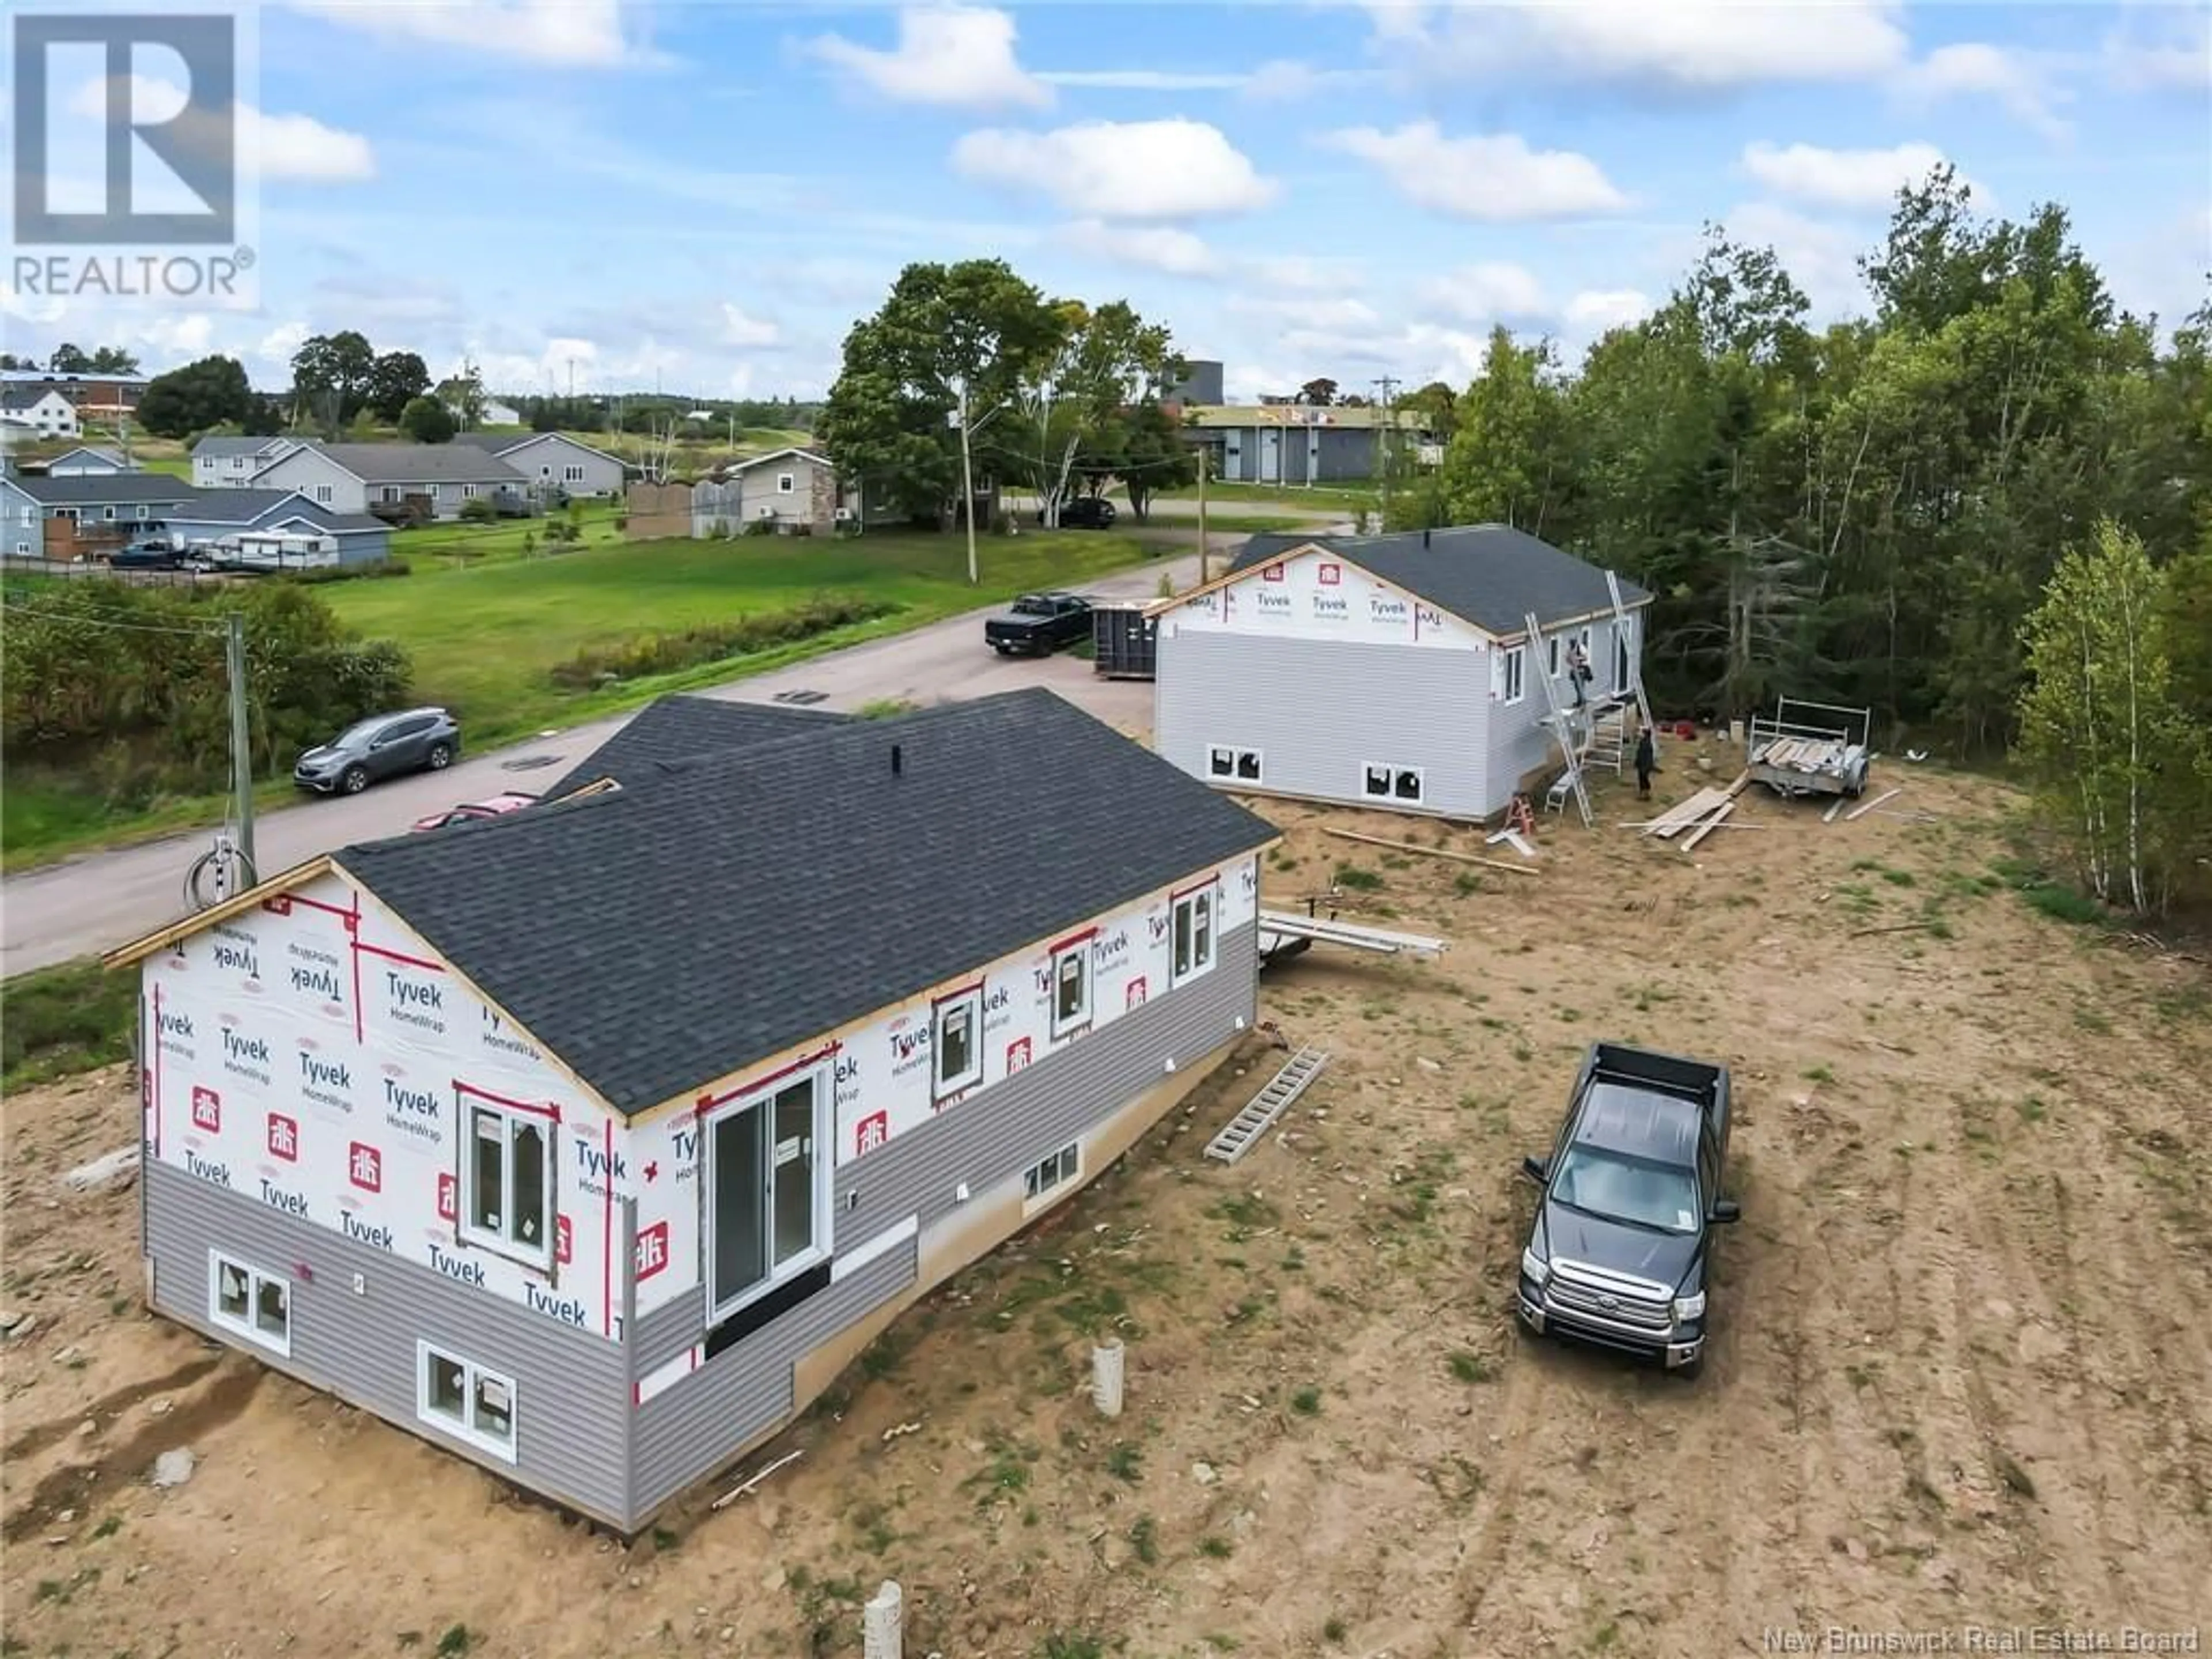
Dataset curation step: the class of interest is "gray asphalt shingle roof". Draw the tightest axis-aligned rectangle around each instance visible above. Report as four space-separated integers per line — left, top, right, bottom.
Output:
9 475 199 505
539 695 849 800
336 688 1278 1115
1229 524 1650 636
298 443 528 484
191 435 293 459
165 489 386 533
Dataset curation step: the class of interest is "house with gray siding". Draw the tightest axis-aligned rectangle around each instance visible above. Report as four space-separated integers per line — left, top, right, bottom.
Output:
452 431 626 499
247 442 528 520
1149 525 1654 820
40 445 134 476
104 688 1277 1533
0 473 201 558
1181 403 1428 486
160 488 394 567
193 435 309 489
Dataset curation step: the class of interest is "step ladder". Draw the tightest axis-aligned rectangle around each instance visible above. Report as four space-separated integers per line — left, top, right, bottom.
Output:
1205 1045 1330 1165
1582 700 1632 775
1526 609 1594 827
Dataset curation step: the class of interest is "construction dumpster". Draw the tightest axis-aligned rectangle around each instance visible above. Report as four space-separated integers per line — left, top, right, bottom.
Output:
1092 603 1157 679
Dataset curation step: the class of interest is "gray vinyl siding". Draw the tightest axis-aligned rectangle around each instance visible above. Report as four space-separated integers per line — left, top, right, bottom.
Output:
1156 630 1494 816
247 449 368 514
624 919 1257 1520
1486 607 1647 806
499 438 623 498
143 1159 631 1524
627 1240 915 1521
1206 425 1387 485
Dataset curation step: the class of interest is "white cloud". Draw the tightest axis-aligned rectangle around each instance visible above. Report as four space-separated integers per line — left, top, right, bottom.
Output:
67 74 374 182
1895 43 2069 140
951 119 1278 219
1037 69 1246 91
720 304 780 348
1722 201 1870 319
1241 254 1368 295
2103 10 2212 90
1059 219 1219 277
282 0 656 67
1240 59 1382 101
1740 141 1971 212
1421 261 1551 324
1357 1 1910 90
1228 294 1384 333
810 5 1050 112
1321 123 1628 221
1565 290 1656 332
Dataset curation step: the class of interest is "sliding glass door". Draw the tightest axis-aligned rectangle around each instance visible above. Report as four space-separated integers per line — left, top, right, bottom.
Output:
707 1071 824 1319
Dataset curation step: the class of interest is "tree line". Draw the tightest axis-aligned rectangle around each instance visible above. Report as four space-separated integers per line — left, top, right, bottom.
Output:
819 259 1196 527
0 345 141 375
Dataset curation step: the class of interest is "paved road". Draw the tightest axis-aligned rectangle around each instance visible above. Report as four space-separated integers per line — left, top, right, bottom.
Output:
1 549 1213 977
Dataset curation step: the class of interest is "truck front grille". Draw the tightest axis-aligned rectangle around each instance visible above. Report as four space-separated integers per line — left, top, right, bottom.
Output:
1548 1259 1674 1332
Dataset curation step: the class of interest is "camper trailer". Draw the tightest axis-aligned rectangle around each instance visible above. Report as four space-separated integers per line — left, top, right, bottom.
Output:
214 530 341 573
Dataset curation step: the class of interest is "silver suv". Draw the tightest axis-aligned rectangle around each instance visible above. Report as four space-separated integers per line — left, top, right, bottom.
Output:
294 707 460 796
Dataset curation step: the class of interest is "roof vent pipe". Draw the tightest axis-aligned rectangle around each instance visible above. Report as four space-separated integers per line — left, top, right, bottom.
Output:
891 743 903 777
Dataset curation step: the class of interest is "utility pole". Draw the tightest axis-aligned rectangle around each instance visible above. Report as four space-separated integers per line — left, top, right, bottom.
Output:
225 611 256 878
1371 375 1400 529
1196 441 1210 579
954 378 981 587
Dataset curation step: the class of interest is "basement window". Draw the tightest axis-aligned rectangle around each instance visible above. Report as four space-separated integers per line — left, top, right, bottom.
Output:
934 986 984 1100
1024 1142 1081 1209
417 1342 517 1463
208 1250 291 1357
1171 885 1216 987
1050 940 1092 1039
1207 745 1262 784
1362 764 1425 804
460 1099 555 1271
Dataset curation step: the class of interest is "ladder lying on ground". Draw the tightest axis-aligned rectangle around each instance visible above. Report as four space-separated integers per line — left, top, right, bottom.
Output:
1256 908 1449 965
1205 1045 1330 1165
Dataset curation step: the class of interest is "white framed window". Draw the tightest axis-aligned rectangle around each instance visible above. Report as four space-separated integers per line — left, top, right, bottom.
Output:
1023 1142 1081 1210
380 485 403 503
416 1342 517 1463
777 472 796 495
1498 644 1527 704
208 1249 291 1357
102 506 116 520
704 1065 832 1321
1171 884 1216 987
1206 745 1262 784
427 483 445 500
314 484 334 504
1547 635 1560 677
459 1100 555 1271
135 504 149 520
1362 763 1425 804
1613 623 1631 691
13 541 28 556
1050 940 1091 1039
564 464 585 483
933 986 984 1100
462 483 478 498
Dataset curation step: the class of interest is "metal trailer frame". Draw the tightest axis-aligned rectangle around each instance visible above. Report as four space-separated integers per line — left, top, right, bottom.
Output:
1745 696 1874 798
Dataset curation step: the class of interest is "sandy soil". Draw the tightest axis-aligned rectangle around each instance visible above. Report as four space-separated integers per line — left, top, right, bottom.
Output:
6 751 2210 1659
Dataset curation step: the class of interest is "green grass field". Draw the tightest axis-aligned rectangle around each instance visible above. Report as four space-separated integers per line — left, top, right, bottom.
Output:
1142 479 1381 513
388 501 626 565
323 528 1176 748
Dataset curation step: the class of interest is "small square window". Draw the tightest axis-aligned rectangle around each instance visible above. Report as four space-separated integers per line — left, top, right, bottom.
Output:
1024 1142 1081 1206
777 472 796 494
1051 942 1091 1038
934 986 984 1099
208 1251 290 1357
417 1343 518 1463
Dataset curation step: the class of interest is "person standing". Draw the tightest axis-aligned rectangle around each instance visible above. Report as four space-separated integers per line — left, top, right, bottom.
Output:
1634 726 1657 800
1566 638 1590 706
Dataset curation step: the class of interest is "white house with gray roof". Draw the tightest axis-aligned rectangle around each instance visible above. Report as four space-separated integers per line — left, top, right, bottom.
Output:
451 431 626 498
1 387 80 438
248 442 529 520
192 435 309 489
104 688 1278 1533
1149 524 1656 821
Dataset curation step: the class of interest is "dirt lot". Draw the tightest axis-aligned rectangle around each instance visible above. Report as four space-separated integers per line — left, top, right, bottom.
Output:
6 755 2210 1659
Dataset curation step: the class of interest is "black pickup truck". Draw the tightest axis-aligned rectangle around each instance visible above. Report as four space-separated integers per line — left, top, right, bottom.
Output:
1516 1041 1740 1378
985 591 1092 656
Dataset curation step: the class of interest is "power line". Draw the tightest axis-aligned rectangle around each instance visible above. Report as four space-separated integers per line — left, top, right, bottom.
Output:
0 600 226 638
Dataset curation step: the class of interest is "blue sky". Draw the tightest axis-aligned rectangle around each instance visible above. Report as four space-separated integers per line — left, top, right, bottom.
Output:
5 0 2208 402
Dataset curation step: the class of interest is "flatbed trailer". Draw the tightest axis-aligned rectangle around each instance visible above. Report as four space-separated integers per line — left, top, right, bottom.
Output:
1745 696 1872 799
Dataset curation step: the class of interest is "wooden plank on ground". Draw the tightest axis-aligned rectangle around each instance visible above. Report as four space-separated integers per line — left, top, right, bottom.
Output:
1822 795 1848 824
1680 800 1736 852
1647 788 1725 838
1845 786 1902 821
1722 767 1756 800
1323 826 1540 877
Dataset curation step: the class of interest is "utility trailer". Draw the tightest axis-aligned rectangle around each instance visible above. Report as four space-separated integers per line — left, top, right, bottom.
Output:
1745 696 1872 799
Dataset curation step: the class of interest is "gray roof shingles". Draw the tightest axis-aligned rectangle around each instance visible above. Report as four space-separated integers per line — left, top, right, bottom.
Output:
191 435 294 459
539 695 849 800
9 474 199 505
286 443 528 484
1228 524 1651 635
335 688 1278 1115
166 489 386 533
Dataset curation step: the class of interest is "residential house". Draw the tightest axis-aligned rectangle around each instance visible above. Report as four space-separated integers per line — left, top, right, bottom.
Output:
0 473 200 560
724 448 837 532
1149 525 1654 820
1179 403 1427 486
1 387 82 440
452 431 626 499
194 435 309 490
103 687 1277 1533
0 369 147 417
40 446 134 476
247 443 529 521
160 488 393 567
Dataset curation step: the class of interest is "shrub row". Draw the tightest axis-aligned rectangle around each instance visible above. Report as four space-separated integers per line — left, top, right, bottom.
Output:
548 594 901 690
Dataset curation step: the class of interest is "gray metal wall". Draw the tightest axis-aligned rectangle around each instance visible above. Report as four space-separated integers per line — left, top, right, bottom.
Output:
143 1158 631 1525
1156 630 1497 816
626 919 1259 1522
1172 360 1224 404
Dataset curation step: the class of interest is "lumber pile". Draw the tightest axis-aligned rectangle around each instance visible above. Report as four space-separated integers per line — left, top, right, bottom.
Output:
1756 736 1849 772
1638 771 1753 853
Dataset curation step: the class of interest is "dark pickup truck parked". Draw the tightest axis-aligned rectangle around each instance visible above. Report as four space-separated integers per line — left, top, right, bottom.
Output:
1516 1040 1740 1377
985 590 1093 656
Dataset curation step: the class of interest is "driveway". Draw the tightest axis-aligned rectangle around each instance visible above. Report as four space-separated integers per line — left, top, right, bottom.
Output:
2 549 1209 977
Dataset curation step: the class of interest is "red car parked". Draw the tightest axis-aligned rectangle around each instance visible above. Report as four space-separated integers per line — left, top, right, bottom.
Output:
409 791 539 834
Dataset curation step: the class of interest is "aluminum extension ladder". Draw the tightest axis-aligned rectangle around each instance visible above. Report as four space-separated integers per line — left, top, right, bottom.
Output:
1525 608 1594 827
1204 1045 1330 1165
